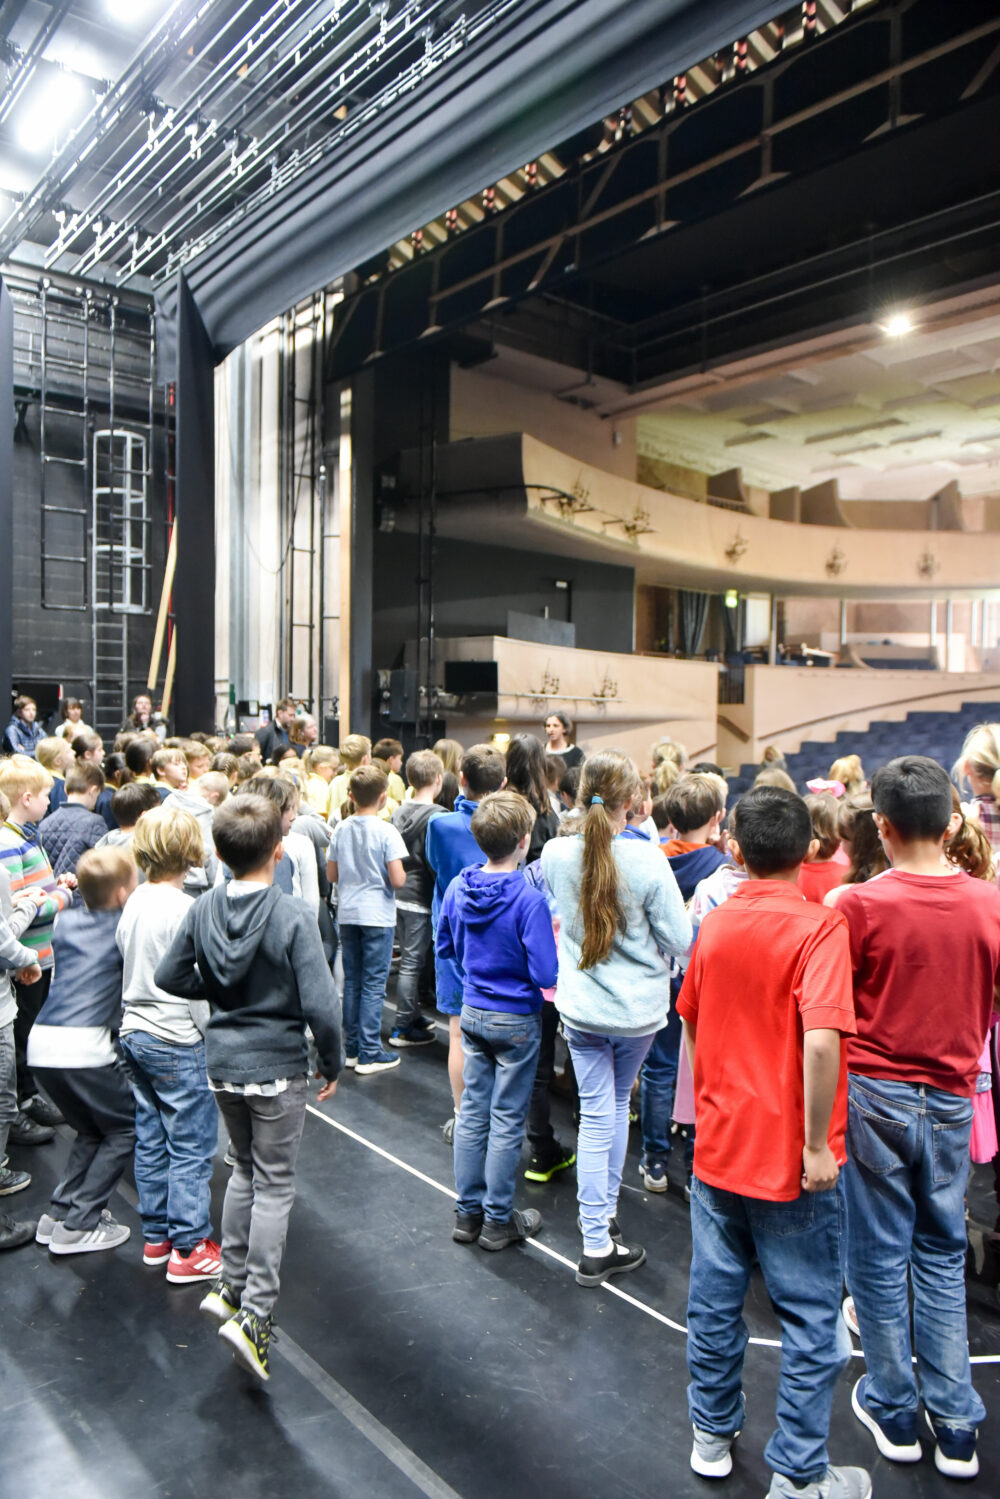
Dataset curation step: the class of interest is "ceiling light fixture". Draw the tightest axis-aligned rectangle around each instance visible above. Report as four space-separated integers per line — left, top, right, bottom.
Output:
882 311 915 338
15 70 88 155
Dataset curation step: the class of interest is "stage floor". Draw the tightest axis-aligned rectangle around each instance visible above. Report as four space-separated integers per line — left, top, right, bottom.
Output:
3 1008 1000 1499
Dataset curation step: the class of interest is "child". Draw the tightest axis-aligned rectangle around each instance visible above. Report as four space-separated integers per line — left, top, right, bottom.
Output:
437 791 557 1249
240 773 319 912
0 787 45 1245
151 747 187 797
28 848 138 1255
0 756 75 1139
301 746 339 814
96 781 163 853
372 737 407 805
162 770 229 896
798 793 848 904
541 750 690 1287
426 744 507 1137
37 736 74 817
677 785 866 1499
327 765 407 1073
839 756 1000 1480
155 793 342 1381
639 773 727 1192
181 740 211 783
125 736 158 783
39 763 108 876
389 749 445 1049
621 775 654 841
117 806 221 1284
326 734 371 819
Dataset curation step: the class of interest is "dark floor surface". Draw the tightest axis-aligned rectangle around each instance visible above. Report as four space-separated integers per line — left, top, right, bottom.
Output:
3 1004 1000 1499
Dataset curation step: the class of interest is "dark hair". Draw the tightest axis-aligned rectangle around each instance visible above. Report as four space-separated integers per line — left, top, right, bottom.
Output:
732 786 812 875
13 694 36 716
66 762 106 795
545 710 572 738
211 752 239 778
470 790 535 860
226 734 257 757
436 770 459 811
237 773 298 813
836 797 887 886
269 744 298 767
103 752 133 788
460 743 506 798
213 794 283 876
72 730 103 759
125 738 156 775
61 697 84 720
504 733 550 818
348 764 388 809
111 780 162 828
690 761 725 778
372 737 404 763
803 792 840 861
559 764 582 802
871 756 953 842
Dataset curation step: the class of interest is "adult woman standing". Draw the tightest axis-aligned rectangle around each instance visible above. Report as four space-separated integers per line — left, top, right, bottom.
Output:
542 749 690 1286
544 713 584 770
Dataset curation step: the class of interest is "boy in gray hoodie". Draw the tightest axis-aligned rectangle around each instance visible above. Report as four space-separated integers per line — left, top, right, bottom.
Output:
155 794 341 1383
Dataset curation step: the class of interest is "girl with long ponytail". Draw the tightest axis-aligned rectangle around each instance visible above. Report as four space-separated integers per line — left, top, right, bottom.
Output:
541 749 690 1287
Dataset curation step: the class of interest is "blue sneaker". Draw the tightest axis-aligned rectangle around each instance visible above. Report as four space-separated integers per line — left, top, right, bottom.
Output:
354 1051 401 1076
851 1376 921 1462
388 1024 436 1049
925 1410 979 1479
638 1159 668 1193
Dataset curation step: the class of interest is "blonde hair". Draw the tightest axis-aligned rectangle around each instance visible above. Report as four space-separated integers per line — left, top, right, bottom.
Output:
195 771 230 803
753 766 798 794
0 755 53 802
576 749 641 970
432 738 464 776
76 847 136 909
829 754 866 796
338 734 371 770
653 759 682 796
760 744 787 770
131 805 204 879
152 747 185 778
0 790 8 822
955 723 1000 801
302 746 339 778
37 737 72 773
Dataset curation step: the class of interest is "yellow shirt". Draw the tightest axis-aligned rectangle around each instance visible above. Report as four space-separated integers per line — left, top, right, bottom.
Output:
387 770 406 805
303 773 332 815
327 771 399 822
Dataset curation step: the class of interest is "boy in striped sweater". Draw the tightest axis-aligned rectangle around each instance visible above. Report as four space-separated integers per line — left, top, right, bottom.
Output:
0 757 77 1140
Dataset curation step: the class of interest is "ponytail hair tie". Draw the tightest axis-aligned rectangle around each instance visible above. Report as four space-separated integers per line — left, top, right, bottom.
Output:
590 795 604 805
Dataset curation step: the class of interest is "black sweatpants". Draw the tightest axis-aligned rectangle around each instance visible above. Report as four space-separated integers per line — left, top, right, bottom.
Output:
33 1063 136 1231
13 968 51 1104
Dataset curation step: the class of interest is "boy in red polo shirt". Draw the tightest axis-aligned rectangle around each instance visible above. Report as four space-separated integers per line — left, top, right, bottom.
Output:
839 756 1000 1481
677 786 868 1499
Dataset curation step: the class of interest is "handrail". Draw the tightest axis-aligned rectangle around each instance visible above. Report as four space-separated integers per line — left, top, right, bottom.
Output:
743 673 1000 748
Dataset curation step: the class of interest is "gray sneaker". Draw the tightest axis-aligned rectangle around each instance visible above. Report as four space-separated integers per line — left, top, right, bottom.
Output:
768 1467 871 1499
49 1215 130 1255
691 1425 740 1478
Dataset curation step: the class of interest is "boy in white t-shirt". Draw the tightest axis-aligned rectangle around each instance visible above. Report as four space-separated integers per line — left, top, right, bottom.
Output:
327 765 407 1075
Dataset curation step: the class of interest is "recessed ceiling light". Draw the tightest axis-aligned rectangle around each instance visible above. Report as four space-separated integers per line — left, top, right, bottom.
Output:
882 311 915 338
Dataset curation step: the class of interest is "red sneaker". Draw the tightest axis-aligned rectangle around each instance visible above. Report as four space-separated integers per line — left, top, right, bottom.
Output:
165 1238 222 1285
143 1239 173 1267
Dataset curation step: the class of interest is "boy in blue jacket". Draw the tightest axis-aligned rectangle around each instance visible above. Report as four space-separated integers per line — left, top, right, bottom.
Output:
436 790 558 1251
425 743 506 1140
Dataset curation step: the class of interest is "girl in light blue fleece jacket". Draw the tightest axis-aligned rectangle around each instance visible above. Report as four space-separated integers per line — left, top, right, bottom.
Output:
541 749 690 1288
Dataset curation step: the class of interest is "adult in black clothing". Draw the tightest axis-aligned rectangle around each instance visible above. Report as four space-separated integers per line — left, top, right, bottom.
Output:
504 732 574 1183
254 696 296 760
544 711 584 769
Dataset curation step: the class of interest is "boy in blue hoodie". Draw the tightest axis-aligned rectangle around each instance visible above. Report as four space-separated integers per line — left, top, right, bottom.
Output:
425 743 506 1140
437 790 558 1251
640 773 727 1193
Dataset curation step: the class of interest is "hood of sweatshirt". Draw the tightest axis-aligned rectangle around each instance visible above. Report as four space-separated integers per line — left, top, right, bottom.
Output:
199 883 282 985
452 864 526 929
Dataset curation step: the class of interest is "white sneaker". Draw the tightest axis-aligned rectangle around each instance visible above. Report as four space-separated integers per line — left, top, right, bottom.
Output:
767 1466 871 1499
35 1212 60 1245
691 1424 740 1478
49 1215 130 1255
344 1056 358 1069
841 1295 859 1337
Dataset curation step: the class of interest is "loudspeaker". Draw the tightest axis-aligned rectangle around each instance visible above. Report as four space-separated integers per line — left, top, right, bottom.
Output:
323 716 340 747
389 668 419 721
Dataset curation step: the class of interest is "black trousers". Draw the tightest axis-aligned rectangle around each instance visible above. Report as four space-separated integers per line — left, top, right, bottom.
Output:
13 968 51 1104
33 1063 135 1230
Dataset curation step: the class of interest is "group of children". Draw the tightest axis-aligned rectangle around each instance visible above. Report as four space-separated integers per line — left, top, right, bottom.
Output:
0 704 997 1499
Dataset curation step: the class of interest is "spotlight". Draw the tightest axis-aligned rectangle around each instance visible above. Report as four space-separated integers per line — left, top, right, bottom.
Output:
882 311 914 338
15 69 88 153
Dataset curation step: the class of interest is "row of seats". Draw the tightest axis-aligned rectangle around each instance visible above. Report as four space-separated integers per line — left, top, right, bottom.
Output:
726 700 1000 795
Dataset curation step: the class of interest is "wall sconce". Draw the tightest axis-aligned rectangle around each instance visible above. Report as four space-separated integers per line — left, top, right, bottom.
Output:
825 546 846 578
917 550 939 580
725 530 748 563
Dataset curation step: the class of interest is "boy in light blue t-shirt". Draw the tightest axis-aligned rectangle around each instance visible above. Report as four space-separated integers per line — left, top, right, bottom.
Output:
327 765 407 1075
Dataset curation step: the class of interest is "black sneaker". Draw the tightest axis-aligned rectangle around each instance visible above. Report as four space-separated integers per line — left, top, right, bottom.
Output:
25 1095 64 1128
0 1165 31 1195
479 1209 542 1252
576 1241 646 1287
523 1143 576 1182
452 1212 484 1244
0 1212 36 1250
7 1114 54 1146
199 1277 241 1324
219 1307 274 1383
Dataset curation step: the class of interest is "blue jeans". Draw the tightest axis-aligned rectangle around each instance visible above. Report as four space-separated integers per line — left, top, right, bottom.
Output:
119 1031 217 1250
564 1026 653 1253
339 923 395 1062
454 1006 541 1222
639 997 681 1166
845 1073 985 1435
687 1175 850 1484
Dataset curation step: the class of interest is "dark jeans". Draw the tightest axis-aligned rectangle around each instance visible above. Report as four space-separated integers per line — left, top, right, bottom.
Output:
394 908 432 1032
34 1063 136 1230
639 1000 682 1166
119 1031 218 1251
13 967 51 1103
340 923 395 1062
526 1001 560 1154
214 1077 308 1317
687 1175 850 1484
454 1006 542 1222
